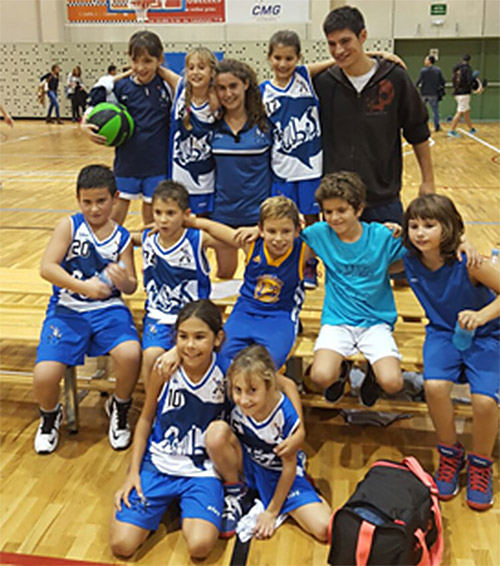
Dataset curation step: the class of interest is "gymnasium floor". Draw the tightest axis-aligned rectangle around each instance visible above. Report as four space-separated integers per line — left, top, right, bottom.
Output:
0 120 499 565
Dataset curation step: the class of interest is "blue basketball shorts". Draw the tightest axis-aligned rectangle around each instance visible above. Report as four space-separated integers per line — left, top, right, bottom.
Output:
242 449 320 514
116 175 166 203
271 179 320 216
142 317 176 351
115 462 223 531
36 305 139 366
189 193 214 215
423 328 500 402
221 309 297 368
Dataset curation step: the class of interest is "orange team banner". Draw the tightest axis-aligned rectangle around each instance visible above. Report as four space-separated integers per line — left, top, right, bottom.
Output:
67 0 225 24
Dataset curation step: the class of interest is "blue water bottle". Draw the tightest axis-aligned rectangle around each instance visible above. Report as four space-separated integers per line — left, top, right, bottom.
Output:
452 321 475 351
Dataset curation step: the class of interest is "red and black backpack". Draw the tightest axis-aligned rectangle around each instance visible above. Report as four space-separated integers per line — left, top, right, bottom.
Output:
328 457 443 566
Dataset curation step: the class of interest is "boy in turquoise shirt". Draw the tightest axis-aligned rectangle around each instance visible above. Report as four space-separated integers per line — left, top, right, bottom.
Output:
301 171 405 406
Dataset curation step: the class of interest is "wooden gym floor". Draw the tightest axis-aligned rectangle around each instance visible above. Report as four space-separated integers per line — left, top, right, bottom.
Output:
0 120 499 565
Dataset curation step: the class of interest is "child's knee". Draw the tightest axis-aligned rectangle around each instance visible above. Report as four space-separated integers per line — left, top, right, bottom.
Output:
109 531 140 558
205 420 232 453
186 535 214 560
376 366 403 394
310 363 339 388
114 341 142 368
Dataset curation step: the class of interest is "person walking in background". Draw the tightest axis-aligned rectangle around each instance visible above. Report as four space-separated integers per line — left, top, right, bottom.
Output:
40 64 62 124
448 54 476 138
416 55 446 133
66 66 87 122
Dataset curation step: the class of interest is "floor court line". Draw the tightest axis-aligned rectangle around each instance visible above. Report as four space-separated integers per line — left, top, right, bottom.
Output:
457 128 500 153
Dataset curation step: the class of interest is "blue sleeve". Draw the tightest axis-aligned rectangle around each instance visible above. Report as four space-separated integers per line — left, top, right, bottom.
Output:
300 223 325 255
386 231 406 264
88 86 107 107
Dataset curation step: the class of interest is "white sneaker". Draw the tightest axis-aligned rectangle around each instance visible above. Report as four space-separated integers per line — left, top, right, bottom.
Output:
105 396 132 451
34 404 63 454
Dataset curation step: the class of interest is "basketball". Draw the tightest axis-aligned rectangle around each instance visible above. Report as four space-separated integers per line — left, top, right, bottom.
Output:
86 103 134 146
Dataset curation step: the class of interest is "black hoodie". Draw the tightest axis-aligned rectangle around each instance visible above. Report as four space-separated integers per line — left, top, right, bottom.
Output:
313 57 430 207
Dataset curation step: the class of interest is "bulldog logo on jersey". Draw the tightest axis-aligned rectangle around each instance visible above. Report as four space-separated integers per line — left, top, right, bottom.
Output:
254 274 283 303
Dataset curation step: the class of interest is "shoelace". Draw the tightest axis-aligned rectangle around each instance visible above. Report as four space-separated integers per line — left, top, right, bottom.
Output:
114 400 131 430
222 495 243 520
437 454 462 482
41 409 60 434
469 464 492 493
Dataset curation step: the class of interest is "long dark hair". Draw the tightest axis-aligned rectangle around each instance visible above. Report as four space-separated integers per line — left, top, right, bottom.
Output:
215 59 268 132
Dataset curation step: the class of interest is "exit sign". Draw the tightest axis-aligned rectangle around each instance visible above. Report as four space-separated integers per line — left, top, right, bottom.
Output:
430 3 447 16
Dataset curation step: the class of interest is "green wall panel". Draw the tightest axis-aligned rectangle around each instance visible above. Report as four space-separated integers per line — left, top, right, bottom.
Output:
394 38 500 120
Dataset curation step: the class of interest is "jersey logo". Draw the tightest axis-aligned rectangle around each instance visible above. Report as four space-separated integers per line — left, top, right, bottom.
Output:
274 106 321 168
253 255 261 264
254 275 283 303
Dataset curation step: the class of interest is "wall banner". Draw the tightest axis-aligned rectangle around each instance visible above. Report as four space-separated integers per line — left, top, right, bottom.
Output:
67 0 225 24
226 0 309 24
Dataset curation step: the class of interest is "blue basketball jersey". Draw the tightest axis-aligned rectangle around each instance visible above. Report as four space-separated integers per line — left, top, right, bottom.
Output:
230 392 304 472
260 65 322 182
113 75 172 178
49 213 131 312
404 252 500 338
142 228 211 324
211 120 272 226
234 237 305 320
145 352 230 477
170 78 216 196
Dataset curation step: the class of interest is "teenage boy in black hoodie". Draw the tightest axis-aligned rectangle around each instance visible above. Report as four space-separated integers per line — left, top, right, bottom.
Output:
313 6 435 225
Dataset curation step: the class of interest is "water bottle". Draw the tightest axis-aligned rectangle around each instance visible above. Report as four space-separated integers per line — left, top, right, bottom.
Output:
98 260 125 287
452 321 475 351
491 249 499 264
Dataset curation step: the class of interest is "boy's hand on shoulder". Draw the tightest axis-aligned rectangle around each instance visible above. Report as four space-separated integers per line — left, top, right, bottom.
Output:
234 226 259 247
154 347 180 379
254 509 278 539
458 237 483 269
114 471 144 511
83 276 112 299
384 222 402 238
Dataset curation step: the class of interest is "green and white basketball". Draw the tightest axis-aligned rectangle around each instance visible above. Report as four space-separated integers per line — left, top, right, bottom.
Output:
86 103 134 147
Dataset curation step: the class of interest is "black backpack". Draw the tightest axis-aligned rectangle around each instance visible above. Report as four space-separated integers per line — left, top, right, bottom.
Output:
328 457 443 566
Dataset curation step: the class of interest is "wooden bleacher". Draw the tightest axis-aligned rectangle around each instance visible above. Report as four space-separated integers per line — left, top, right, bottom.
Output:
0 267 472 426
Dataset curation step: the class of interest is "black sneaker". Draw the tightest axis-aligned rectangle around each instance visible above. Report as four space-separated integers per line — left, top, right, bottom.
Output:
359 363 381 407
105 396 132 450
324 361 351 404
219 483 250 538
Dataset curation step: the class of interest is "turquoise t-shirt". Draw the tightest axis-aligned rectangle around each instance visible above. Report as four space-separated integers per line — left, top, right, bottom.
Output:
301 221 405 327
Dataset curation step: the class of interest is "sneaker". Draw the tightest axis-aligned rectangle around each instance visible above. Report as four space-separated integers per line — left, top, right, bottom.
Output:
324 361 351 404
359 364 381 407
467 453 493 510
469 128 477 134
447 130 460 138
56 119 64 125
105 396 132 451
34 404 63 454
45 117 54 124
434 443 465 500
303 258 318 289
219 483 249 539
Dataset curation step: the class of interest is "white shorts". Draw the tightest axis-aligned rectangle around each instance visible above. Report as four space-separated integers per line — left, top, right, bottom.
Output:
455 94 471 113
314 323 401 365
